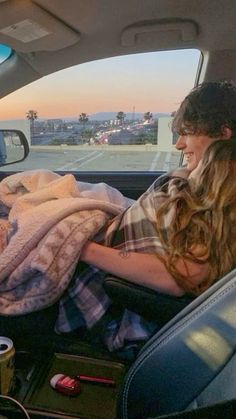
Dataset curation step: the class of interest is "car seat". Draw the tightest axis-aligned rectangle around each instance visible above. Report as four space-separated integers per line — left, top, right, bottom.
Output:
116 268 236 418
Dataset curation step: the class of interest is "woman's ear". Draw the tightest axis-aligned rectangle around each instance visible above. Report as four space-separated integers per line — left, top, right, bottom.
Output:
221 126 232 139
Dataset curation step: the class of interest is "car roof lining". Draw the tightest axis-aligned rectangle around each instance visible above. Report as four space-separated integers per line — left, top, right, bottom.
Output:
0 0 235 97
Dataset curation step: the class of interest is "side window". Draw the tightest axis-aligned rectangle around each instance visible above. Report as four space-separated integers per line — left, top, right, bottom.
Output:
0 49 200 172
0 44 12 64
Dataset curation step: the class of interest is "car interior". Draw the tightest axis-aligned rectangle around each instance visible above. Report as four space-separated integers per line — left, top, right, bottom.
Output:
0 1 236 418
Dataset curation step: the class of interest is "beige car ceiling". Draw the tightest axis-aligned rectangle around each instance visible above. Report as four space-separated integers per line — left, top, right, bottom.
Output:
0 0 235 98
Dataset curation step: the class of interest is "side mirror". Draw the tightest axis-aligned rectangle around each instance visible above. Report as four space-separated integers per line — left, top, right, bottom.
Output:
0 129 29 166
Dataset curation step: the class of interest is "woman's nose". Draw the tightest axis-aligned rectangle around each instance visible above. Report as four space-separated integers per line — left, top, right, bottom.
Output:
175 135 186 150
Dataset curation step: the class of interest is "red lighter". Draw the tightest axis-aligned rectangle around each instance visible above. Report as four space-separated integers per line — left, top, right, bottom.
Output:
50 372 116 396
50 374 81 396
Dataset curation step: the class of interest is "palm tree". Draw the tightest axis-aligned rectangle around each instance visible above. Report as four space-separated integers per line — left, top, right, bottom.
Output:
79 112 89 124
143 112 153 122
79 113 89 143
116 111 126 126
26 110 38 135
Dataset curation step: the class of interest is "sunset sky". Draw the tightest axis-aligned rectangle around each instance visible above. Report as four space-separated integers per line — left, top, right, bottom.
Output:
0 48 200 120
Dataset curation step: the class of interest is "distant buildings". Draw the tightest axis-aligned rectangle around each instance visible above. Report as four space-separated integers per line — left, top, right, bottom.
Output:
0 115 176 150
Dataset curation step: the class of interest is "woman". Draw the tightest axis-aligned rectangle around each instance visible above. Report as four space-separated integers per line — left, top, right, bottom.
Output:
55 139 236 352
55 139 236 353
80 139 236 297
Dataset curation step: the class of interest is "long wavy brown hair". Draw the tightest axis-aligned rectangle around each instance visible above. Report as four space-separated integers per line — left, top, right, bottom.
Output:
155 139 236 295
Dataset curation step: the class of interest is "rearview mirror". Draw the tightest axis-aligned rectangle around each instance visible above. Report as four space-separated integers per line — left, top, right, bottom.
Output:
0 130 29 166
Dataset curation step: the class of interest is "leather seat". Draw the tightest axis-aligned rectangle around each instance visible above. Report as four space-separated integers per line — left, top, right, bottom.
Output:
116 268 236 418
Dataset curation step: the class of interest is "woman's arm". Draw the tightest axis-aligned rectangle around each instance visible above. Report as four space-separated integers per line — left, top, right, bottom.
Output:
80 242 210 297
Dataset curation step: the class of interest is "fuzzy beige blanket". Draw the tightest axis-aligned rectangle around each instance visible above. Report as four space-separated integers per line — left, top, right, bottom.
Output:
0 170 128 315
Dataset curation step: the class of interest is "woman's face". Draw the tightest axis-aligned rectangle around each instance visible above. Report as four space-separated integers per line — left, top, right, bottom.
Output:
175 129 217 171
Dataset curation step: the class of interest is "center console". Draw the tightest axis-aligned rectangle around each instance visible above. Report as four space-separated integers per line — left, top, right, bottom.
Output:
1 349 127 419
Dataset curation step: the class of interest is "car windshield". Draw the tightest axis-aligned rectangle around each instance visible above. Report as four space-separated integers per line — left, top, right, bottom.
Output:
0 48 200 172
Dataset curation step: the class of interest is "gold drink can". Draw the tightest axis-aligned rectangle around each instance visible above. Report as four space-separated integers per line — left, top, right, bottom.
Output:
0 337 15 395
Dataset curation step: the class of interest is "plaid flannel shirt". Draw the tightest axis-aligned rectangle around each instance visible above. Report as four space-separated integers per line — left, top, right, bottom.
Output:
56 174 188 352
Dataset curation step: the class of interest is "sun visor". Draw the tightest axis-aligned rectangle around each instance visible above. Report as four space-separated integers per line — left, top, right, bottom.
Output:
121 19 198 49
0 0 80 52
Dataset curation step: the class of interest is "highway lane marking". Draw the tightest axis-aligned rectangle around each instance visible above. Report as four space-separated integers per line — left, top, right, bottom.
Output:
163 152 172 171
76 151 104 168
56 150 103 170
149 152 161 171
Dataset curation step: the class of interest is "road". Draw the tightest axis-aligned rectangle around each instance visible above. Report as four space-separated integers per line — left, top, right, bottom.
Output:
1 144 181 172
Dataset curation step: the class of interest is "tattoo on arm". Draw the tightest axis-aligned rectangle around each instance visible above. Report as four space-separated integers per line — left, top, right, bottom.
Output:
118 250 131 259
